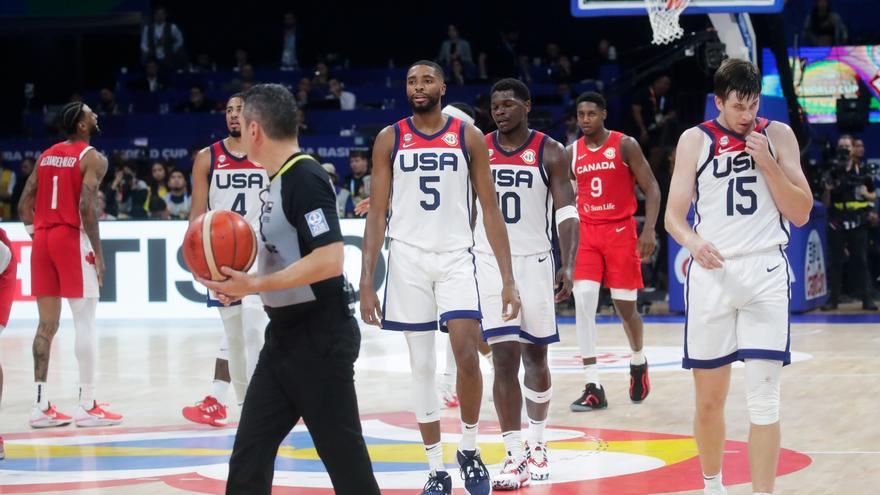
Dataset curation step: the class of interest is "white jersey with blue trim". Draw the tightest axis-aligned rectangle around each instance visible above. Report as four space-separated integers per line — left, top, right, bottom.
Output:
474 130 552 256
692 118 789 258
387 116 473 252
207 139 268 231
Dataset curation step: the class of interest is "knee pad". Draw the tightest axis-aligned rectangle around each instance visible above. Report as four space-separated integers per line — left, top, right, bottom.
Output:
744 359 782 426
405 331 440 423
573 280 600 359
522 384 552 404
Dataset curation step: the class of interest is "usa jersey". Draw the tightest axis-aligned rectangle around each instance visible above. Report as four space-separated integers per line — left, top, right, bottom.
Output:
571 131 637 224
34 140 92 231
388 117 473 251
474 130 552 256
208 140 268 230
692 118 788 258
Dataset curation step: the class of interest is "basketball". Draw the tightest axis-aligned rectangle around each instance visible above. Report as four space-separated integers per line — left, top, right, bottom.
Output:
182 210 257 281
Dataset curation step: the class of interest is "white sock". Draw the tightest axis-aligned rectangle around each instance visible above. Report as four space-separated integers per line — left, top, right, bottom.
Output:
460 421 478 452
631 349 646 365
211 380 230 403
35 382 48 410
425 441 444 472
753 493 772 495
528 417 547 444
79 384 95 409
501 430 523 459
584 364 600 387
704 472 723 489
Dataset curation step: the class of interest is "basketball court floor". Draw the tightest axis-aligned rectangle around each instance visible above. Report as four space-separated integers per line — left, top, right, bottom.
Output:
0 313 877 494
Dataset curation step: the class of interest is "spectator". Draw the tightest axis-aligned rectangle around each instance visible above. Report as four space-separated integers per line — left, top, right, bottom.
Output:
175 85 215 113
281 12 299 69
296 77 312 107
322 163 354 218
233 48 249 71
296 108 312 135
558 110 580 146
343 149 370 205
804 0 848 46
129 59 166 93
313 61 330 89
149 197 170 220
112 162 149 219
148 161 170 200
164 169 191 219
631 73 677 153
437 24 473 67
326 77 356 110
192 53 215 72
140 6 186 69
11 157 34 220
488 26 531 82
551 55 574 84
98 87 123 115
0 159 17 220
543 42 562 66
449 58 467 86
97 190 116 220
225 63 257 92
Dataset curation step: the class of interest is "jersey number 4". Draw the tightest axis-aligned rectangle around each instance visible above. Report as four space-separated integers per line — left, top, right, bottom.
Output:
231 193 247 216
726 176 757 216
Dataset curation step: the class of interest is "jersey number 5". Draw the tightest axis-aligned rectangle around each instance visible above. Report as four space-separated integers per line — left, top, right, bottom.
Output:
231 193 247 216
419 176 440 211
726 176 757 216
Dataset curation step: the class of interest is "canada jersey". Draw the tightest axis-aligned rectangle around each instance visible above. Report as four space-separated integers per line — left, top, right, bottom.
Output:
207 140 268 230
388 117 473 251
474 130 551 256
571 131 637 224
34 140 92 231
692 118 789 258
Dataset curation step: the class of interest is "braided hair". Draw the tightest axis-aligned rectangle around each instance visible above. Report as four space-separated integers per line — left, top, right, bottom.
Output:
59 101 86 135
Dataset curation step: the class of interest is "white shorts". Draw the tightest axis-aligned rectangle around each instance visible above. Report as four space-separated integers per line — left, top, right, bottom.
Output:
683 248 791 369
476 250 558 346
381 240 481 332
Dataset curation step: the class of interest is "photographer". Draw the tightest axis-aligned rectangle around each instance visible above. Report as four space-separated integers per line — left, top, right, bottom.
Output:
821 135 878 310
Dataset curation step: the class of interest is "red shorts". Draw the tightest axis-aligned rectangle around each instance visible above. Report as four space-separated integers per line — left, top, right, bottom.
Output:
32 225 100 299
574 217 644 290
0 239 15 328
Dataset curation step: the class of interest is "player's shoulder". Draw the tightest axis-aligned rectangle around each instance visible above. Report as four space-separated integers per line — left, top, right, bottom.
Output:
679 125 710 145
764 119 794 140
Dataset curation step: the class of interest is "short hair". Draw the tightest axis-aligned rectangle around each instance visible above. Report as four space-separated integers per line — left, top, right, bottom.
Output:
227 93 243 106
576 91 606 110
448 102 476 120
59 101 86 135
714 58 761 102
349 149 369 160
241 84 299 140
408 60 445 82
491 78 531 102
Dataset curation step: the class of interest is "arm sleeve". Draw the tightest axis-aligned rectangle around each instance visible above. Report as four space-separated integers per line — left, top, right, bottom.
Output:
282 164 343 250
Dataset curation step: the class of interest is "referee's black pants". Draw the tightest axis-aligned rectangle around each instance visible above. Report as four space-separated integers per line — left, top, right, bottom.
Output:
226 301 380 495
827 223 871 304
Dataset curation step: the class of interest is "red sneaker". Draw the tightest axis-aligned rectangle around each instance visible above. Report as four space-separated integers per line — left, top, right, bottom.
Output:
182 395 228 427
29 403 73 428
75 401 123 427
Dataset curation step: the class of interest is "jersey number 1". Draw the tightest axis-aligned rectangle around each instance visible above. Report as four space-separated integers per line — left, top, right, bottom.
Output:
231 193 247 216
51 176 59 209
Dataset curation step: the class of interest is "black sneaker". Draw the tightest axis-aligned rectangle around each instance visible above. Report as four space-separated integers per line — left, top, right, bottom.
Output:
420 470 452 495
821 300 839 311
570 383 608 412
629 361 650 402
457 449 491 495
863 301 878 311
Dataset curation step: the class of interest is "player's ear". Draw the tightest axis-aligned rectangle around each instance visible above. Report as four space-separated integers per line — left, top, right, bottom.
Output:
714 95 724 113
524 100 532 114
441 82 447 97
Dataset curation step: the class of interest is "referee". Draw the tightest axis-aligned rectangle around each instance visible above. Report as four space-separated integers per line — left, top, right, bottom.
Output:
200 84 380 495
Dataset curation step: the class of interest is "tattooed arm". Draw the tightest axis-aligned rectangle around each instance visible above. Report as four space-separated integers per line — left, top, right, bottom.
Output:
17 155 40 235
79 149 109 285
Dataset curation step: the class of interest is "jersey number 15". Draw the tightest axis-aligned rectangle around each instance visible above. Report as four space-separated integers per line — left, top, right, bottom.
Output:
726 176 757 216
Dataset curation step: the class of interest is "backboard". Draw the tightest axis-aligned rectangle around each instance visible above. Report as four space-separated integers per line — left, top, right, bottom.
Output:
571 0 783 16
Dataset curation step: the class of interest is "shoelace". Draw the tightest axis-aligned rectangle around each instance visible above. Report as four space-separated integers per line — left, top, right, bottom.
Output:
422 472 446 492
460 455 488 481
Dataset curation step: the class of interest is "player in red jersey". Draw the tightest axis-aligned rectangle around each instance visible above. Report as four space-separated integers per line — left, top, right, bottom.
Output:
567 92 661 411
17 102 122 428
0 227 13 458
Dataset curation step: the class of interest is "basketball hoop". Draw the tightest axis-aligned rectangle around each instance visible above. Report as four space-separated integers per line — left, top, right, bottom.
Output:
645 0 691 45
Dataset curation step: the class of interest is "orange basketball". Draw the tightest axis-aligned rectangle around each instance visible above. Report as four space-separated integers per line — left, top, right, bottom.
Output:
183 210 257 281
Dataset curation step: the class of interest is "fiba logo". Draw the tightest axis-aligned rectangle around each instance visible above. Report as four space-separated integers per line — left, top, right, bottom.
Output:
603 147 616 159
442 132 458 146
804 229 827 300
404 133 413 143
720 135 730 146
674 246 691 284
520 149 536 164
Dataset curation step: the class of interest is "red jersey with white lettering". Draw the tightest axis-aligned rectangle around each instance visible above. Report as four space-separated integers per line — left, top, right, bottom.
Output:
208 140 268 231
34 140 92 231
571 131 636 224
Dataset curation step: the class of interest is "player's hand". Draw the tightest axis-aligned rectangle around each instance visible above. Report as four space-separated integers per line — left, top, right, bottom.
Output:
554 265 573 303
685 235 724 270
198 266 257 298
745 132 774 168
501 282 521 321
359 284 383 327
637 228 657 261
354 197 371 217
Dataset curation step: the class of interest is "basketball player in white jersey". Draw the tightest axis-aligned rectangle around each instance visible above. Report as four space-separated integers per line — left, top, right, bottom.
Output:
476 79 578 490
360 60 520 495
666 59 812 495
183 94 268 426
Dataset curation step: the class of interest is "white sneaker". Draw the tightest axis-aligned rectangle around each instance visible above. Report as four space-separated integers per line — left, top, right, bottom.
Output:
492 455 529 490
438 379 459 408
704 485 728 495
525 441 551 481
74 401 123 427
29 403 72 428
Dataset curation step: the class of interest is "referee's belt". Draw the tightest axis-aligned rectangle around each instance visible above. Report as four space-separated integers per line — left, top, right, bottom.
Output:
832 201 873 211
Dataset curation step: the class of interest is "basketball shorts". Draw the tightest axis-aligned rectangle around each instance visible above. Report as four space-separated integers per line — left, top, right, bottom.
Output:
0 239 16 328
381 239 481 332
683 247 791 369
476 250 558 346
32 225 100 299
574 217 644 290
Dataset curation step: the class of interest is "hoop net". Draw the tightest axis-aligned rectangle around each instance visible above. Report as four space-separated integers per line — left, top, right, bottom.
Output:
645 0 691 45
